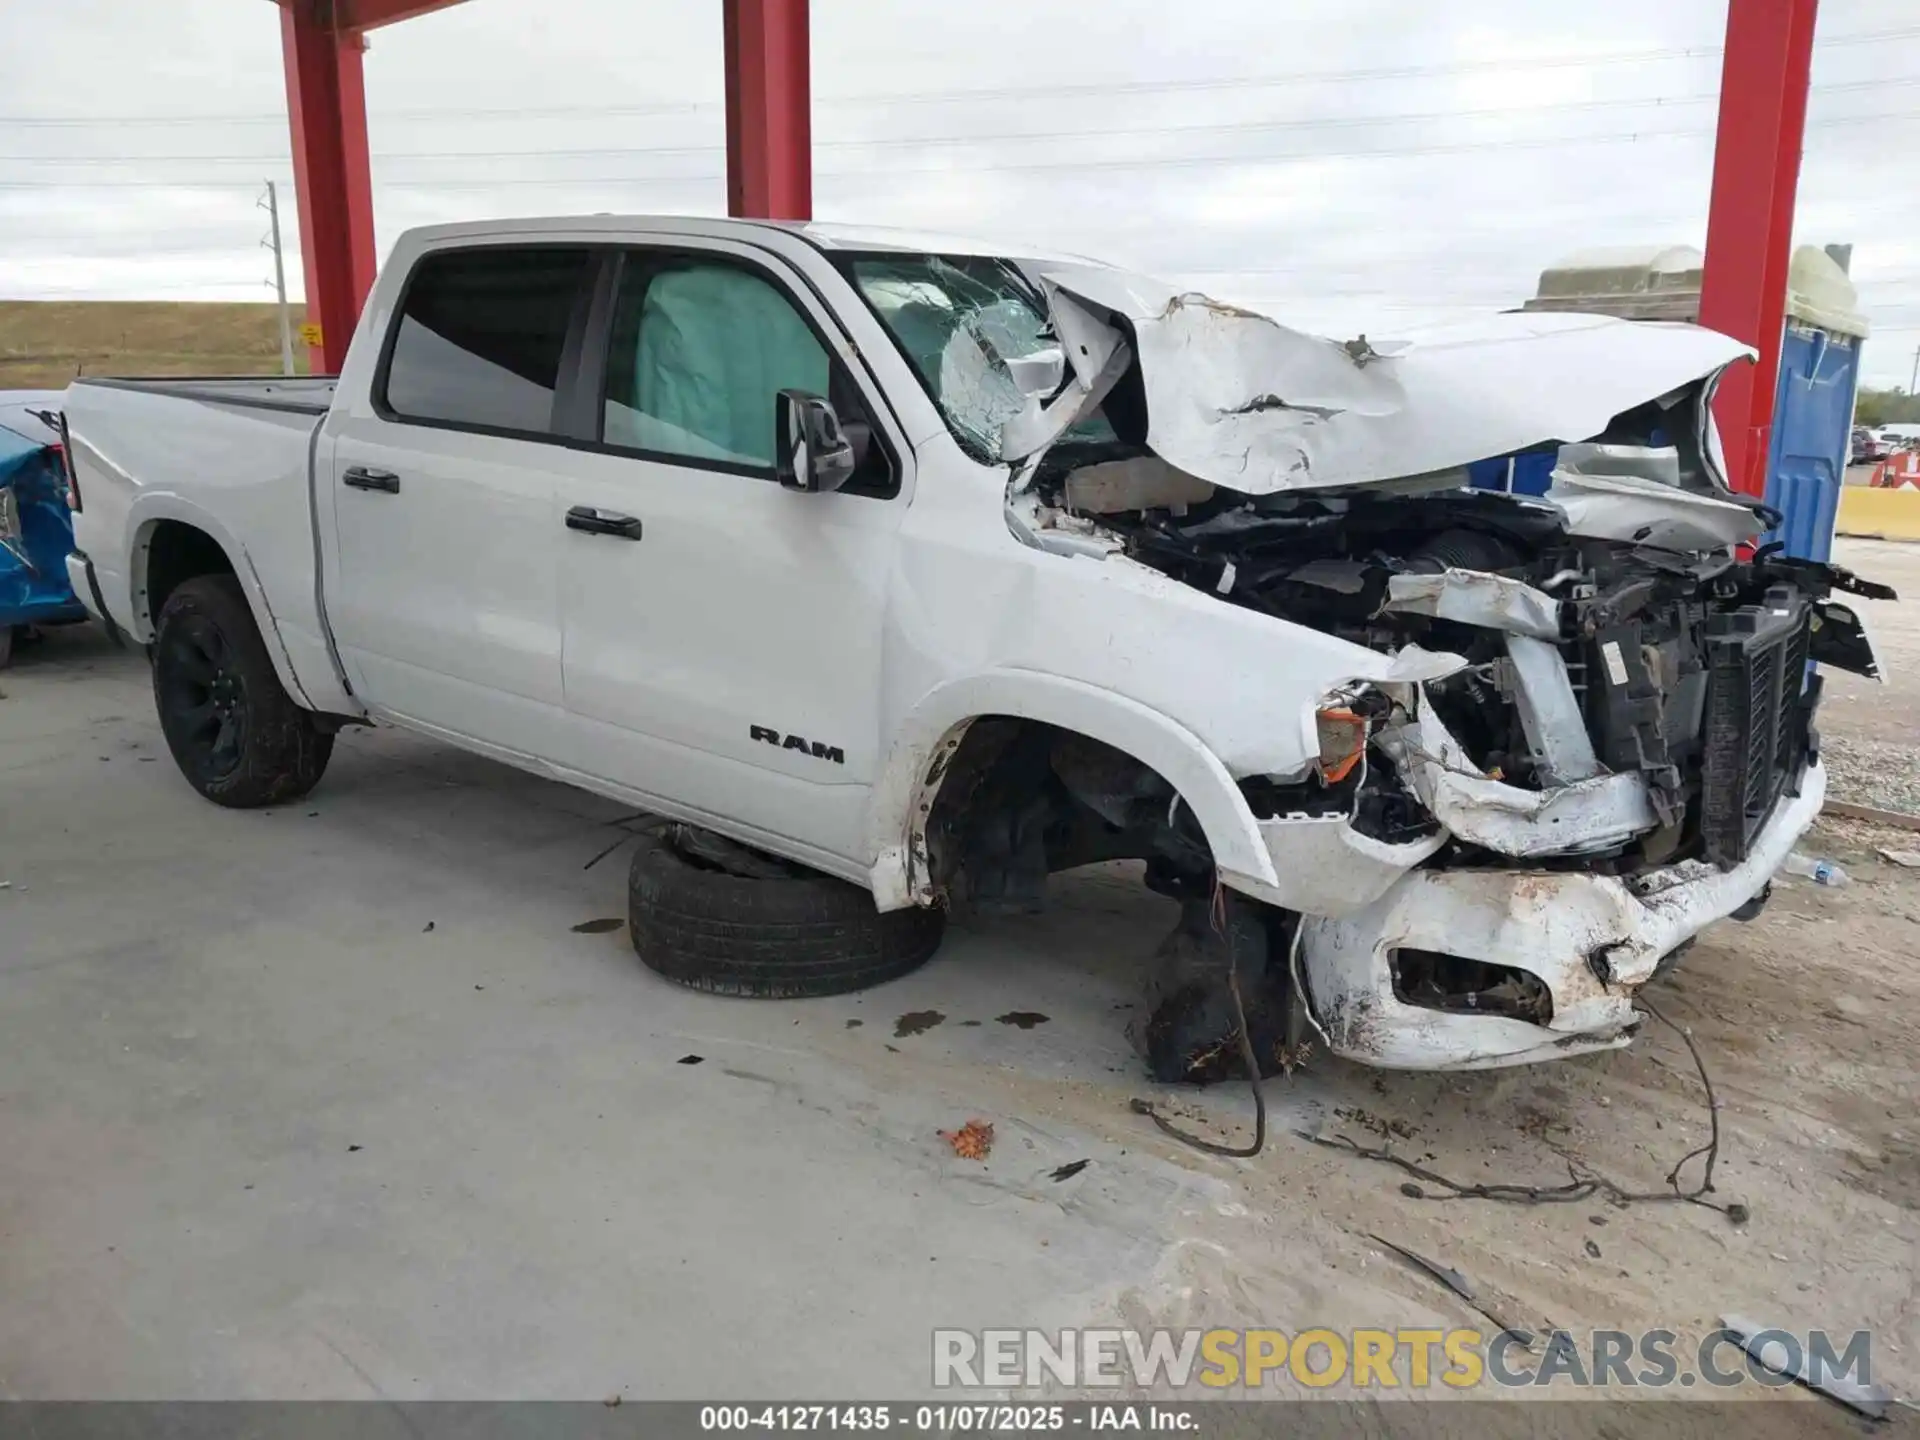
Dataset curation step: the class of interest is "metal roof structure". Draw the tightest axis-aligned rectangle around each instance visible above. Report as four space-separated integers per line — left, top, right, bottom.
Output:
273 0 809 373
267 0 1820 499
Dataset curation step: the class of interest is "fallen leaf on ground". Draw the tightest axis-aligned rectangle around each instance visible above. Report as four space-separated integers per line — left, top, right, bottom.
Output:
938 1119 994 1160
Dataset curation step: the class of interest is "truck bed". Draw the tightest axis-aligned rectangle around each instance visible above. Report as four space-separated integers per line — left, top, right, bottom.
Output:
63 371 354 716
73 375 337 417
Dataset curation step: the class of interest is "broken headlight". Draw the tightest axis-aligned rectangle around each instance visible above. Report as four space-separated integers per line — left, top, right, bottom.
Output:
1313 684 1396 785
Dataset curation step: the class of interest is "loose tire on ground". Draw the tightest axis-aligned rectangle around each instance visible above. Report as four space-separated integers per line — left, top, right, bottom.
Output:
152 573 333 808
627 825 944 998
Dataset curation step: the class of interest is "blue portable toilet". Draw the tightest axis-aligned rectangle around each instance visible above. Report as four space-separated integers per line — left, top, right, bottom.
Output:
1761 247 1869 562
1501 244 1868 562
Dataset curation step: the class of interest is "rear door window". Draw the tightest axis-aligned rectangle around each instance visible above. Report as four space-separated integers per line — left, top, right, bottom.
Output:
380 246 592 436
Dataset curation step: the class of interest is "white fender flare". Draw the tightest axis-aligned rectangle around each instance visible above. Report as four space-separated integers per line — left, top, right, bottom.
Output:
127 496 316 712
864 670 1278 911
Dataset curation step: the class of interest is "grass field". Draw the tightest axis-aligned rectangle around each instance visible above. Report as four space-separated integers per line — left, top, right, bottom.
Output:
0 300 312 390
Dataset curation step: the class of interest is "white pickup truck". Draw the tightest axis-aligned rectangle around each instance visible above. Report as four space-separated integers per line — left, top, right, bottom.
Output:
62 215 1889 1075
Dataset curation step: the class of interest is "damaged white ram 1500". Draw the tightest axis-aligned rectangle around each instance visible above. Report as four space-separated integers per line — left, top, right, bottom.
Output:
59 218 1892 1075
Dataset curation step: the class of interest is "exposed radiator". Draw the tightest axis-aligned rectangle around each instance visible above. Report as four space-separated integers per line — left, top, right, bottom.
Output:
1700 585 1814 869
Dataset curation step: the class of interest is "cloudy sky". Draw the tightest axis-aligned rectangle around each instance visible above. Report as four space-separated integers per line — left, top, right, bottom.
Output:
5 0 1919 384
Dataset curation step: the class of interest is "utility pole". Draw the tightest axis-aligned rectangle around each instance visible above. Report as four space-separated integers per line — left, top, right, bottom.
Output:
1910 343 1919 398
259 181 295 376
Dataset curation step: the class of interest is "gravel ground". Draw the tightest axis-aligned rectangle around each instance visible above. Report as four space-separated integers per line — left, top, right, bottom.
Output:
1821 735 1920 818
1820 538 1920 817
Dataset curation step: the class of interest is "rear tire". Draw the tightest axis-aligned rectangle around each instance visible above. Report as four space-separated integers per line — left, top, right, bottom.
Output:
152 574 333 808
627 825 944 998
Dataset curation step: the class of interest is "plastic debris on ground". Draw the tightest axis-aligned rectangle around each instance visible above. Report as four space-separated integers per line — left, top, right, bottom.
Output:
1718 1314 1892 1419
1782 852 1850 886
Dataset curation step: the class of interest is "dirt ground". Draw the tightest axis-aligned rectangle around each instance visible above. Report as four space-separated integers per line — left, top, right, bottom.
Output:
1044 808 1919 1426
799 538 1920 1430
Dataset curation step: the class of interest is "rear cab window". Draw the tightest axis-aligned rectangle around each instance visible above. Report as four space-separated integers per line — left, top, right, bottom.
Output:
378 246 594 437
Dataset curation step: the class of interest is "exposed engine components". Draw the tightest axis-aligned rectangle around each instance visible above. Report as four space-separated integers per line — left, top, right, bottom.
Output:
1010 459 1878 876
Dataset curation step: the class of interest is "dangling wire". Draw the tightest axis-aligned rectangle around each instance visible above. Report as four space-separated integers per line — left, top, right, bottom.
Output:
1298 996 1744 1219
1130 878 1268 1159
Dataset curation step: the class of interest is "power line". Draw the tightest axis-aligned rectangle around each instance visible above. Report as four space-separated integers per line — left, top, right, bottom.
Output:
2 24 1915 130
0 101 1692 165
377 107 1920 183
9 78 1917 166
0 178 289 190
0 237 304 253
22 192 1915 249
0 88 1815 161
8 281 283 296
794 106 1919 176
4 103 1912 192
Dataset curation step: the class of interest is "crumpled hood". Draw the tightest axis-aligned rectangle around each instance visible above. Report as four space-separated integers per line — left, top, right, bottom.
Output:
1012 265 1755 494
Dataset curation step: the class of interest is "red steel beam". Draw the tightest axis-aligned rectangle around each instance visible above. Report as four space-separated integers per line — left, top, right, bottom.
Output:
275 0 470 372
1697 0 1819 498
723 0 813 220
335 0 470 30
280 0 378 372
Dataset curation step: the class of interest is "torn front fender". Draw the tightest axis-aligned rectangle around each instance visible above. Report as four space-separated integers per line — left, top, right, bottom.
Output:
864 669 1289 911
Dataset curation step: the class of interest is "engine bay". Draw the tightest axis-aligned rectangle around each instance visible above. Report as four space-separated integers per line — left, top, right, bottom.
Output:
1013 444 1893 879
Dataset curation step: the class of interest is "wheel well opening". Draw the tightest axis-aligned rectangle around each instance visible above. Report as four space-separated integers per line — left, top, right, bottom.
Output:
142 521 235 630
925 718 1307 1086
922 716 1213 911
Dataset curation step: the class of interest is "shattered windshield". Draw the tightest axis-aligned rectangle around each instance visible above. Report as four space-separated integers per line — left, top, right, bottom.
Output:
846 254 1115 462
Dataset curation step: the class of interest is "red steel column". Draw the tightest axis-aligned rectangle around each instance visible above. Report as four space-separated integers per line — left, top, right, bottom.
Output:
723 0 813 220
280 0 378 373
1697 0 1819 498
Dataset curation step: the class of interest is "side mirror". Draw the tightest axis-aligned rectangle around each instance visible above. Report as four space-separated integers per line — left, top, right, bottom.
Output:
775 390 857 494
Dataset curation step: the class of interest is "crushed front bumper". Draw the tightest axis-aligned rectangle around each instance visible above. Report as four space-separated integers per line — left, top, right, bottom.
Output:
1295 759 1825 1070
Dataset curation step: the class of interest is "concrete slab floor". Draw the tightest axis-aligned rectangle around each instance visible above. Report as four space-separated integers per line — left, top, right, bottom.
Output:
13 623 1908 1431
0 626 1285 1401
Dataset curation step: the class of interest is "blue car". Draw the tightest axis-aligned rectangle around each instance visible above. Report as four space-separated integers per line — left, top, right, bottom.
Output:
0 390 89 667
